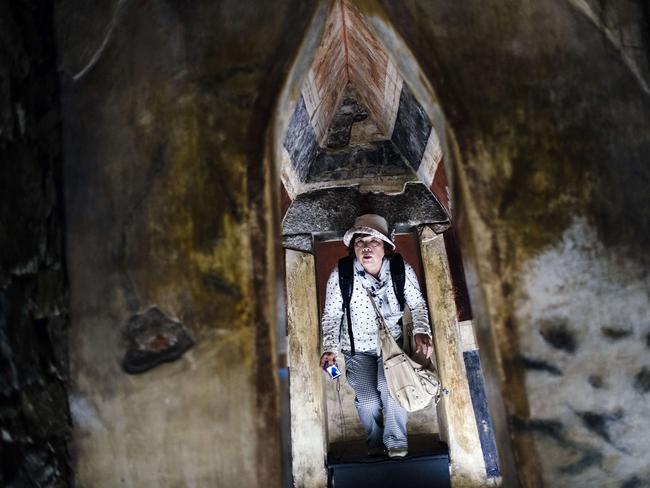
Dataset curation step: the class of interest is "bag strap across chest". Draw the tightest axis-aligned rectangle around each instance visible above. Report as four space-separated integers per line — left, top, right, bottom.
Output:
338 253 406 355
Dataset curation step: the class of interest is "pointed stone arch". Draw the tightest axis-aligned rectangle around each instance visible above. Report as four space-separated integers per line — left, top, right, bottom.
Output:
271 2 505 486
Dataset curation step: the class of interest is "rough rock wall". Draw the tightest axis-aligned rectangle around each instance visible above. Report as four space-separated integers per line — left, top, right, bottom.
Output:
380 0 650 486
0 2 72 487
54 1 317 486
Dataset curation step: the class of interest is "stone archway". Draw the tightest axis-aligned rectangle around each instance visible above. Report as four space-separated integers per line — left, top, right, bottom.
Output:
273 2 504 486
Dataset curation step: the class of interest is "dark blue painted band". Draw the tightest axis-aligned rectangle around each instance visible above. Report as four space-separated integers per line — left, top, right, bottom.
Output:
390 83 432 171
283 95 319 182
278 367 289 380
463 349 501 478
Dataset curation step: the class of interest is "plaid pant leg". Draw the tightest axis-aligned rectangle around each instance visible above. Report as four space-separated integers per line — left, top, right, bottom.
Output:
377 355 408 450
343 352 384 449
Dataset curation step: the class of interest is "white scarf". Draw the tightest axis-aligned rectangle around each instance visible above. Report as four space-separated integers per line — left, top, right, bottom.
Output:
354 258 394 322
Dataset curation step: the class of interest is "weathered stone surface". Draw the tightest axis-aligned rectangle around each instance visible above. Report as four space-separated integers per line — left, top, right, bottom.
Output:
284 94 415 185
391 83 431 171
54 0 319 486
419 228 486 485
325 92 368 149
278 0 425 198
588 375 604 389
375 1 650 485
285 250 328 488
283 95 320 182
577 0 650 92
574 409 624 449
282 234 314 253
538 318 577 353
634 366 650 394
282 182 449 252
380 0 650 255
0 2 72 487
4 0 648 486
513 221 649 484
122 307 194 374
510 415 604 475
601 327 632 340
518 356 563 376
621 476 643 488
296 1 348 144
308 140 412 182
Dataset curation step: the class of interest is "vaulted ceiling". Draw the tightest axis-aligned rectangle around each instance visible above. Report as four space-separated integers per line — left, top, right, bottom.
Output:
280 1 451 251
281 0 445 199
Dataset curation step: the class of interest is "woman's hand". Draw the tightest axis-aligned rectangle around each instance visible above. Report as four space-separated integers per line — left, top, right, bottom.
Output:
320 352 337 368
414 334 433 359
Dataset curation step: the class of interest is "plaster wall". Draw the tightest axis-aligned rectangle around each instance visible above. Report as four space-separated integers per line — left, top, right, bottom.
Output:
374 0 650 485
514 219 650 486
53 1 319 486
24 0 650 486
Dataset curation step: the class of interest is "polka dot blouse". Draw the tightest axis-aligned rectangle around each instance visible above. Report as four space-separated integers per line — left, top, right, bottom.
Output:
321 258 432 354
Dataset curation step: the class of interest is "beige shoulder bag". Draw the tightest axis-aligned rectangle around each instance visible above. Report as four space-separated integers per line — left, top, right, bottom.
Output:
366 288 443 412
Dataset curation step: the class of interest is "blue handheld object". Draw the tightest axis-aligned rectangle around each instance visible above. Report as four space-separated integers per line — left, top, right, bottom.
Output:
325 364 341 380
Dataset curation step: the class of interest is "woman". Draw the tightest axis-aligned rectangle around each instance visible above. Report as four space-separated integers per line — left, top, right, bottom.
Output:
319 214 433 458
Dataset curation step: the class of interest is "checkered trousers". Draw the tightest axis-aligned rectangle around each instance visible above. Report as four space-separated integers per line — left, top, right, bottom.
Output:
343 351 408 450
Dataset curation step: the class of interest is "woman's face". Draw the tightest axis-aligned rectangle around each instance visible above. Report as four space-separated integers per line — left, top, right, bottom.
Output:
353 235 385 275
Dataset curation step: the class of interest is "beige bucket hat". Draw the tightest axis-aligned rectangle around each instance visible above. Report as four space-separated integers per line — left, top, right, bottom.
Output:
343 214 396 250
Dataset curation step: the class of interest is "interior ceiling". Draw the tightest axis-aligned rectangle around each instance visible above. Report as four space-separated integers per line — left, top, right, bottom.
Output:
281 0 444 199
307 0 400 141
280 0 451 246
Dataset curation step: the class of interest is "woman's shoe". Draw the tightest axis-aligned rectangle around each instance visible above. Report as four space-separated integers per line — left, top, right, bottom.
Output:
387 448 408 458
367 445 385 457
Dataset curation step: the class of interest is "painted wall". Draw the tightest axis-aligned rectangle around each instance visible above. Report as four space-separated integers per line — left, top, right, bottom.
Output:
376 0 650 485
53 1 318 486
2 0 642 486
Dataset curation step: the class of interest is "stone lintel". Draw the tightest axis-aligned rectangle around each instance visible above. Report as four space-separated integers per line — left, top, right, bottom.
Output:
283 182 449 252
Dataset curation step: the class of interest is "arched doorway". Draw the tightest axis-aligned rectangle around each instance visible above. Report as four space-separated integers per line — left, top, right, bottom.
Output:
272 1 503 486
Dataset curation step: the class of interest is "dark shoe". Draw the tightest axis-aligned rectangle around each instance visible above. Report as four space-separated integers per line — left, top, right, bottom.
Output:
367 445 385 457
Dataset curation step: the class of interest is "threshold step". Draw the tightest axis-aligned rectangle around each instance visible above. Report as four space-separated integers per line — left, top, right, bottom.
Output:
328 435 450 488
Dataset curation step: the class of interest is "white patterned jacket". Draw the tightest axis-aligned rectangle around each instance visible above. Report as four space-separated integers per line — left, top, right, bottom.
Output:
321 258 432 355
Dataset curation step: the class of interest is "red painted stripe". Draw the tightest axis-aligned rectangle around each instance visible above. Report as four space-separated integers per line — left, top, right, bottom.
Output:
339 0 350 83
